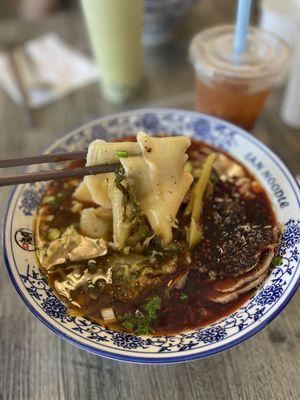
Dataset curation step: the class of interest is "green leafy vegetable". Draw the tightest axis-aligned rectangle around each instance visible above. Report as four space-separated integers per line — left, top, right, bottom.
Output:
115 166 141 220
114 166 153 251
123 312 133 320
142 296 162 320
122 320 134 330
121 312 148 333
180 293 188 301
119 296 162 335
127 224 152 247
136 318 153 335
116 150 128 158
271 255 283 267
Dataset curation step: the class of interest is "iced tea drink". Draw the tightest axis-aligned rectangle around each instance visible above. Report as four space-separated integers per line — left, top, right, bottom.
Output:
196 79 270 131
190 26 289 131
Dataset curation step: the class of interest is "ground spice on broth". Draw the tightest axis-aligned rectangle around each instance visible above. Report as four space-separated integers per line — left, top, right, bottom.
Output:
35 138 278 335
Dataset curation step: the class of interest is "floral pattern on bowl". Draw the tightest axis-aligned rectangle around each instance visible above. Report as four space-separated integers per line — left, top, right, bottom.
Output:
3 108 300 364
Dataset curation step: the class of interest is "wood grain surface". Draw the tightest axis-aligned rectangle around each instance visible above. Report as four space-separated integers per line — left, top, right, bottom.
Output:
0 1 299 399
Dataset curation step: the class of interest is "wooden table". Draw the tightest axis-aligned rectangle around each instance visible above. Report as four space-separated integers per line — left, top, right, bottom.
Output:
0 1 299 399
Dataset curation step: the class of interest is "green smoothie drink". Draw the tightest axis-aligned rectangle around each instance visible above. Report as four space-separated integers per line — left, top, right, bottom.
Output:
81 0 143 104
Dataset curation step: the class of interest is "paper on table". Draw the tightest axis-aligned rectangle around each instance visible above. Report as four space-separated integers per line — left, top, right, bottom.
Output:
0 33 99 109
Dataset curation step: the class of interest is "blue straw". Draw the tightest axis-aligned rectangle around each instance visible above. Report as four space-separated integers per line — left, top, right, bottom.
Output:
234 0 252 55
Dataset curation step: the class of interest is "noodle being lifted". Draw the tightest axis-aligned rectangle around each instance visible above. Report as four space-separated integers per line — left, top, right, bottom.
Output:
81 132 193 247
36 132 280 335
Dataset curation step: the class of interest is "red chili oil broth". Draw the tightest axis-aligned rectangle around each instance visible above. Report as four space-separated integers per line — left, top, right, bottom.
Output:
35 137 277 335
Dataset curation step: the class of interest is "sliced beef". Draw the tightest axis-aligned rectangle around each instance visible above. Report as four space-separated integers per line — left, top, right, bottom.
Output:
206 272 268 304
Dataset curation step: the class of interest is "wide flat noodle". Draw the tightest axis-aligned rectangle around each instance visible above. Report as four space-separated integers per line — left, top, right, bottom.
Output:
120 156 173 244
84 140 140 209
79 207 113 240
136 133 193 241
84 174 112 208
86 139 140 166
82 133 193 247
73 181 94 203
120 133 193 246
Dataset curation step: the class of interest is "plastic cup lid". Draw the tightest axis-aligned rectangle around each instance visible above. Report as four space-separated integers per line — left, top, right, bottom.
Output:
189 25 290 84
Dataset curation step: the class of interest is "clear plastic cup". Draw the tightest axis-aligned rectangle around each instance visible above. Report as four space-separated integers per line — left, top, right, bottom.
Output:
189 25 290 130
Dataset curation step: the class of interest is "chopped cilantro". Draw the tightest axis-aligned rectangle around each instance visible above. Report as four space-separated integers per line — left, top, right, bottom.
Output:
136 317 153 335
180 293 188 301
123 312 133 320
142 296 162 320
70 222 79 229
271 255 283 267
119 296 162 336
87 281 95 290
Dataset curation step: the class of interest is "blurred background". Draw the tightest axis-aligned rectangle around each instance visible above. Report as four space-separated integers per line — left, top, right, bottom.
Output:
0 0 297 172
0 0 266 158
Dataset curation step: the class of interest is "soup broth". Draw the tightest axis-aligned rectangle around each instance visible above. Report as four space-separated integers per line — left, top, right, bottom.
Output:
35 138 279 335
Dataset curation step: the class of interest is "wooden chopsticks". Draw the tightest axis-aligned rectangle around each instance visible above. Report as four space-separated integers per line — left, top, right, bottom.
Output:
0 151 118 187
7 45 35 128
0 151 87 168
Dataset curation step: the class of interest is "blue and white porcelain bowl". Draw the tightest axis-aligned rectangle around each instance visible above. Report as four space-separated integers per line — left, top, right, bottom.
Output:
3 109 300 364
143 0 198 45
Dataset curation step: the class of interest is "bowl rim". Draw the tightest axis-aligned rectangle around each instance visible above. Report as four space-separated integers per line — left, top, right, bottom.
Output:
3 108 300 364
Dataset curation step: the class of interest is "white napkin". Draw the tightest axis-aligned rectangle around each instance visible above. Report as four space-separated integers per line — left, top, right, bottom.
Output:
0 33 99 108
